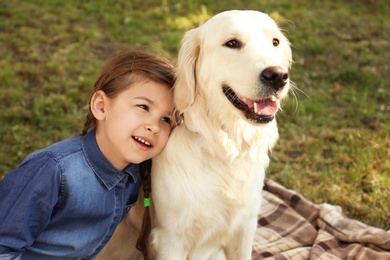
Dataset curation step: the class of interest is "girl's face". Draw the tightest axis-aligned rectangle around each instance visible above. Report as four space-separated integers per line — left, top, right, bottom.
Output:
93 79 174 170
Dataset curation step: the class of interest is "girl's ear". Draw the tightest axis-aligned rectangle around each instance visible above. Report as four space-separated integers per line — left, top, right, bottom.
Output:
90 90 107 121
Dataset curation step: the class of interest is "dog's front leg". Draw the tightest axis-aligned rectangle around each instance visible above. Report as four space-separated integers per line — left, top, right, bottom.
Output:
223 220 257 260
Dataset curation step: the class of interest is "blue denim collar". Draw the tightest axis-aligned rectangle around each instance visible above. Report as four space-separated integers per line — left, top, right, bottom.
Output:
82 129 140 190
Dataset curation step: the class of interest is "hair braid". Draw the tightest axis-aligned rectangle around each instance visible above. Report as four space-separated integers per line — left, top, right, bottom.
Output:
81 112 94 136
136 159 152 260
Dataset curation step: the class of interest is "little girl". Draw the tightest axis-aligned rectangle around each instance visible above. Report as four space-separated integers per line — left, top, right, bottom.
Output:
0 50 176 259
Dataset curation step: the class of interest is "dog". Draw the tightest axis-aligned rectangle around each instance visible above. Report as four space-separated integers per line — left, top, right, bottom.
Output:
97 9 292 260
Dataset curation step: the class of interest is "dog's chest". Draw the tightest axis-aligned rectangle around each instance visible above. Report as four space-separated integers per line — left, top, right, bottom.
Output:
183 157 263 218
179 160 264 246
153 127 267 242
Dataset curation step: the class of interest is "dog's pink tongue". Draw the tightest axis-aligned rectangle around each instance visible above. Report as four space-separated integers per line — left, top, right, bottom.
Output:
254 100 279 115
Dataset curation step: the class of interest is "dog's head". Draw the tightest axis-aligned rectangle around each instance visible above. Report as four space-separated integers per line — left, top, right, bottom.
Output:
175 10 292 126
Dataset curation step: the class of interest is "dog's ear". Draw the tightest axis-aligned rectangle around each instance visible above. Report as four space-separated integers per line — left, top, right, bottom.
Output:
174 28 200 111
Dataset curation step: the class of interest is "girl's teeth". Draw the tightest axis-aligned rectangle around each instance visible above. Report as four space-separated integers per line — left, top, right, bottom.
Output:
135 137 150 146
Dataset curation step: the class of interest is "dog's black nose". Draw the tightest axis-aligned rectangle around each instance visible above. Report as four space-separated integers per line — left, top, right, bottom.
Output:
260 66 289 91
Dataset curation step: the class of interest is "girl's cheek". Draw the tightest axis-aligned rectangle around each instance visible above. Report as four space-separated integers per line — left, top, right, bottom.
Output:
162 131 171 144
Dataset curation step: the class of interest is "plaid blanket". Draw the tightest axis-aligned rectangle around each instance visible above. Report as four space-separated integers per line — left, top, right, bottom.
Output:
254 178 390 259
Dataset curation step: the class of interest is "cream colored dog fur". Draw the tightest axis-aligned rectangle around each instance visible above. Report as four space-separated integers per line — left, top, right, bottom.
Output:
98 10 292 260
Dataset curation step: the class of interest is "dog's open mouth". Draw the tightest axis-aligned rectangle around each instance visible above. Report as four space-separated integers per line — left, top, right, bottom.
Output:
223 86 279 124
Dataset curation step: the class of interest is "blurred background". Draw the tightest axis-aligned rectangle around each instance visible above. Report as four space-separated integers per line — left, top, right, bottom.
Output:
0 0 389 229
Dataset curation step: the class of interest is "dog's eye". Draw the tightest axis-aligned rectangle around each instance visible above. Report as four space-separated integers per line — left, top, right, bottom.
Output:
273 38 280 47
224 39 241 49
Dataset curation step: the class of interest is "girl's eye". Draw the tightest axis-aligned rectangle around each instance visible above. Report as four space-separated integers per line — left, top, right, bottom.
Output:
161 117 172 125
138 104 149 111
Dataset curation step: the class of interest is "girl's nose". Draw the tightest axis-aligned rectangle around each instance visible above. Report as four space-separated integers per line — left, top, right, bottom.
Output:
145 122 159 135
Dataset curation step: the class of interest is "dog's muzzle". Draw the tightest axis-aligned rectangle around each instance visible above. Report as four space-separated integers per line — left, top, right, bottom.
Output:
223 66 289 124
223 86 277 123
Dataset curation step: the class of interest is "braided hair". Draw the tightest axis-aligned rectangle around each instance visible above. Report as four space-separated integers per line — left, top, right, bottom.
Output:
136 159 152 260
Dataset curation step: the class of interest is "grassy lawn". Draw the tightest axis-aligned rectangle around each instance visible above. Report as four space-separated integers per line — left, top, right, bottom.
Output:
1 0 389 229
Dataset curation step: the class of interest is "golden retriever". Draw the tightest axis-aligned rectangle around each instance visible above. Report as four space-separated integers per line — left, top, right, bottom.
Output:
98 9 292 260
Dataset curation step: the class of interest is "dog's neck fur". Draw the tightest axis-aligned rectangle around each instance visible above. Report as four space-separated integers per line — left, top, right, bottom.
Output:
181 95 279 164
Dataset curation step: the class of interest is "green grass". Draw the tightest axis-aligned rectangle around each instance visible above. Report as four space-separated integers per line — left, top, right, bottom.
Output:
1 0 389 229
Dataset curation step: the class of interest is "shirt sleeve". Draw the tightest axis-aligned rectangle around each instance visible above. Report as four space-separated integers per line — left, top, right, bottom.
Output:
0 153 61 255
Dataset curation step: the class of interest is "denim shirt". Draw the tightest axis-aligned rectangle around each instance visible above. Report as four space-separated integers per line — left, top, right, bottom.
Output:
0 129 142 259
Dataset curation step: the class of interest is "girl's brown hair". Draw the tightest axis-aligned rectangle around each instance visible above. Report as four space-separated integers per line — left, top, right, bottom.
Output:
81 50 175 260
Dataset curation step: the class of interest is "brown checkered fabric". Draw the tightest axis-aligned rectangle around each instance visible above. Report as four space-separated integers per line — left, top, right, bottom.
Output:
253 179 390 259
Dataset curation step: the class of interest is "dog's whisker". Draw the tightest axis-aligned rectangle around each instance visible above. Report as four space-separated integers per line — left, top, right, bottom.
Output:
292 84 310 100
289 85 299 114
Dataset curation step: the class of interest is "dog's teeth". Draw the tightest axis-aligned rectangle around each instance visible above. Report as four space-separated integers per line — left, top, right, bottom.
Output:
254 102 258 113
270 96 277 102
